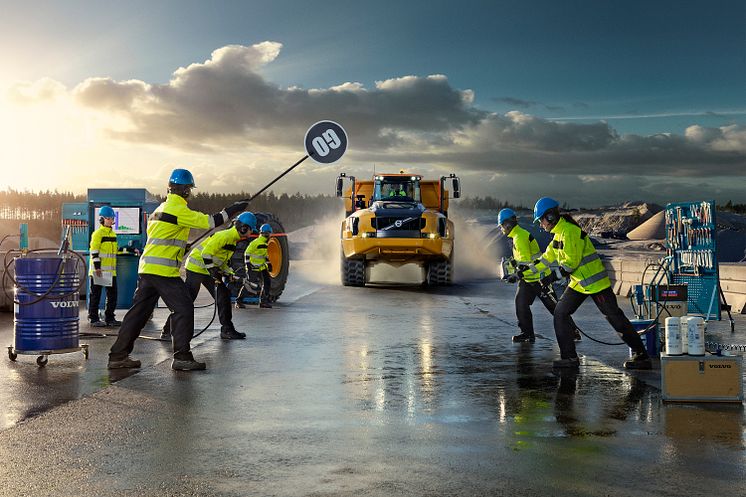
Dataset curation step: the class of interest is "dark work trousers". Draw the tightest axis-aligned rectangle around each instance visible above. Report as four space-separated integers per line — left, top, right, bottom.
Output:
553 286 646 359
88 275 118 323
163 270 235 333
109 274 195 361
516 280 580 337
258 269 271 303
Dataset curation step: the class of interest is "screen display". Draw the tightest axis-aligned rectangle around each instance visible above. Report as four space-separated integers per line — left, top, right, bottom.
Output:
95 206 141 235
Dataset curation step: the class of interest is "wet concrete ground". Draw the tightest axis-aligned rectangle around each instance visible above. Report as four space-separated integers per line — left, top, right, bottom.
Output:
0 262 744 496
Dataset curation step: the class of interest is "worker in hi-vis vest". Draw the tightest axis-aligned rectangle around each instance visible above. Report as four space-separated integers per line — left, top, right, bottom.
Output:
88 205 121 328
244 223 274 308
161 212 257 341
108 168 248 371
530 197 651 370
498 208 581 343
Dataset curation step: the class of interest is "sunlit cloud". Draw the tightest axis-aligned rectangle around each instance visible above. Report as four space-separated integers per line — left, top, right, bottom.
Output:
2 41 746 204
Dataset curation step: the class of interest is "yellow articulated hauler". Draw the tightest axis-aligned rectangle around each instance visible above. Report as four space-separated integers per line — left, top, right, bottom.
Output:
335 171 461 286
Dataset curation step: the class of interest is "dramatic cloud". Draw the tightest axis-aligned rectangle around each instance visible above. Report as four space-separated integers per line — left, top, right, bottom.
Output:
8 41 745 203
492 96 537 108
66 42 746 179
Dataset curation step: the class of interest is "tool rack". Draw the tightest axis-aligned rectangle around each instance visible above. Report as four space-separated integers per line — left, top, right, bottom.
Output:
665 201 734 330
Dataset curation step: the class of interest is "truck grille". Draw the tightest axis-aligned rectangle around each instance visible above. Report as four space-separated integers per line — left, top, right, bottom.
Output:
372 217 425 231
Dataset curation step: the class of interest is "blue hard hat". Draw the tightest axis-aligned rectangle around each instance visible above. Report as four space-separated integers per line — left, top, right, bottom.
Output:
99 206 115 218
259 223 273 234
236 212 257 231
533 197 560 222
169 168 195 187
497 208 516 226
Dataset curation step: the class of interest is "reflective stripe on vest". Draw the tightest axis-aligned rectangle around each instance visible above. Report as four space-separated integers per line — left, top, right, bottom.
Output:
579 270 609 288
140 256 180 267
148 238 188 249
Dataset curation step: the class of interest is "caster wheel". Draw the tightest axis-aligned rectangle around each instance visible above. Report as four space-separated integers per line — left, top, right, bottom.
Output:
8 348 17 362
36 355 48 367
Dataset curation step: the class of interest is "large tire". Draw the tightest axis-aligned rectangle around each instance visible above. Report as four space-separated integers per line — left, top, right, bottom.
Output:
425 259 452 286
341 255 366 287
229 212 290 303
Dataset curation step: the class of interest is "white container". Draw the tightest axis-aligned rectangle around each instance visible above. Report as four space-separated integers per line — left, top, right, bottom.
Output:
664 316 683 355
680 316 689 354
686 316 705 356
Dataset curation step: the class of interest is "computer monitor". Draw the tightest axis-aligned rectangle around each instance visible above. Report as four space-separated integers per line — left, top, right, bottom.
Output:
94 206 141 235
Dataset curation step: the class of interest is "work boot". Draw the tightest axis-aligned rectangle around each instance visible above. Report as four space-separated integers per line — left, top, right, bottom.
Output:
106 319 122 327
220 329 246 340
108 356 141 369
171 357 207 371
624 352 652 370
259 302 272 309
90 321 107 328
574 329 582 341
553 357 580 369
512 333 535 343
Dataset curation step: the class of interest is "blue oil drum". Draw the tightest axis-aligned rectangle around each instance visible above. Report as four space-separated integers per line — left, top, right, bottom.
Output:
14 257 80 352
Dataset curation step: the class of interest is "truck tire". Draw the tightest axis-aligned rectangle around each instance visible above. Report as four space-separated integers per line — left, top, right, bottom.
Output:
426 259 452 286
229 212 289 303
255 212 290 302
341 255 366 287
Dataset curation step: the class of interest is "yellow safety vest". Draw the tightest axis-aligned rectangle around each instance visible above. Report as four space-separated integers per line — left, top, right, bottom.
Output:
534 217 610 294
139 194 213 277
507 225 549 283
245 235 270 272
185 226 240 276
89 225 117 277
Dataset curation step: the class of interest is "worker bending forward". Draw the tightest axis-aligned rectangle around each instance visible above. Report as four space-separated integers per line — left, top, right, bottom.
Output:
245 223 274 308
531 197 651 370
161 212 257 340
108 168 248 371
499 208 581 343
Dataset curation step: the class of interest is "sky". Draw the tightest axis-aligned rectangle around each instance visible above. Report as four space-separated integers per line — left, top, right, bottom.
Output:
0 0 744 207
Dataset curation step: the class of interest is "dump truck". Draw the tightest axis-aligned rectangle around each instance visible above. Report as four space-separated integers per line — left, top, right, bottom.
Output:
335 171 461 286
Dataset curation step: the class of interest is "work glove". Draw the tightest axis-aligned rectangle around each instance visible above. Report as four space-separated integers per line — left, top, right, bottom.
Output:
208 267 222 282
224 201 249 218
540 270 559 288
559 266 572 278
266 263 273 273
506 274 519 284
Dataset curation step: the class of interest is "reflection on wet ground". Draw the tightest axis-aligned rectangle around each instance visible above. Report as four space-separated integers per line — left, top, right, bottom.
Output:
0 269 744 495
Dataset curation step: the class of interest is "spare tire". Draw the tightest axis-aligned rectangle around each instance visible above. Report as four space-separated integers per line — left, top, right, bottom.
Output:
229 212 290 303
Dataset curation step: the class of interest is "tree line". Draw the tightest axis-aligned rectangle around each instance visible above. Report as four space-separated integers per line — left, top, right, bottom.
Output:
719 200 746 215
0 189 344 239
0 189 534 240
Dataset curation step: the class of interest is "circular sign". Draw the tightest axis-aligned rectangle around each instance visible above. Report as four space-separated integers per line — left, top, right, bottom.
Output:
304 120 348 164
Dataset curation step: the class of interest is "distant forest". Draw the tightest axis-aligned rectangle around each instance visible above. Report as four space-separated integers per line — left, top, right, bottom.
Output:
0 189 531 241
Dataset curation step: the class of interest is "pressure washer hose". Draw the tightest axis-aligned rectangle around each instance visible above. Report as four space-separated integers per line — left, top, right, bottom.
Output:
2 248 86 306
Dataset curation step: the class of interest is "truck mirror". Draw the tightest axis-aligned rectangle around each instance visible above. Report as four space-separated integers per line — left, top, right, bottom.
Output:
335 177 344 197
452 178 461 198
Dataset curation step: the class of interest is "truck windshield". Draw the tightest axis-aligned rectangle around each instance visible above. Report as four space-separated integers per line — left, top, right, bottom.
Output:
374 178 421 201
